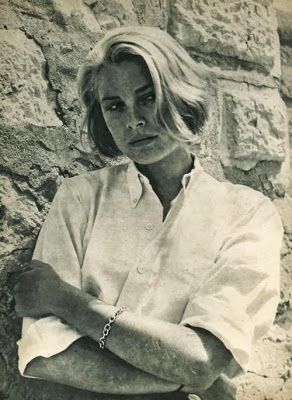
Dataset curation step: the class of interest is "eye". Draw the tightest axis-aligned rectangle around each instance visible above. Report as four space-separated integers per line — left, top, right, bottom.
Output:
104 102 124 112
140 92 155 105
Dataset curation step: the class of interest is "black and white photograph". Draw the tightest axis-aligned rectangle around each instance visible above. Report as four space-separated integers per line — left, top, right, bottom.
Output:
0 1 291 399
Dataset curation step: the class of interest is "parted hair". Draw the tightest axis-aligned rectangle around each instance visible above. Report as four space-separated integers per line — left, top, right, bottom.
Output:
78 25 209 157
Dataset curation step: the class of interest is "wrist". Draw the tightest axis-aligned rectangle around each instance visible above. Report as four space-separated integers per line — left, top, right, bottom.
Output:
98 306 126 349
52 282 117 340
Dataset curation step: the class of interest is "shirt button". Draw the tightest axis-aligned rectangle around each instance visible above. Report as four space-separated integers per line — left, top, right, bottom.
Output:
145 223 153 230
137 265 145 274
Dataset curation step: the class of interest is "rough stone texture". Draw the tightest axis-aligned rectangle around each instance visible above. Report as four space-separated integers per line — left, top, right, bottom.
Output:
286 106 292 197
0 29 62 126
132 0 167 28
280 44 292 104
274 0 292 45
88 0 138 29
235 323 292 400
0 0 291 399
52 0 101 33
0 1 21 28
168 0 279 75
0 175 40 257
219 84 287 171
281 64 292 100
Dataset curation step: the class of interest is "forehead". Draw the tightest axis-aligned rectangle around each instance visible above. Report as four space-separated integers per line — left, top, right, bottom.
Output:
97 59 153 99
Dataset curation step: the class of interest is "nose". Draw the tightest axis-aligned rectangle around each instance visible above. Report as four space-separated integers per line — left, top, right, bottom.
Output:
126 106 145 130
127 120 145 130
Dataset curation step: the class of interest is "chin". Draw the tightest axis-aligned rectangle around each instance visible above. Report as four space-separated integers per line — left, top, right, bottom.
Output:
126 140 179 165
130 153 171 166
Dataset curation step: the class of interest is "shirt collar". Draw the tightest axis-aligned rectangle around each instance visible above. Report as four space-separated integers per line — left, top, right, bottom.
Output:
126 155 202 208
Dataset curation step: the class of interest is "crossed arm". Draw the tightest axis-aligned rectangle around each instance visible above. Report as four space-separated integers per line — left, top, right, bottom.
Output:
15 261 232 396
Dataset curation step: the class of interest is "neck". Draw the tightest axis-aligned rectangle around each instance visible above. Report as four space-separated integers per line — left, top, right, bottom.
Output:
135 146 194 199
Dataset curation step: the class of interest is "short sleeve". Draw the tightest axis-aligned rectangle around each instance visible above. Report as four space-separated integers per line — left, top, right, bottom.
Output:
180 195 283 372
17 179 87 376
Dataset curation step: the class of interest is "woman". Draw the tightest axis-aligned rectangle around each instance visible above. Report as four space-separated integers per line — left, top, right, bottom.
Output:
15 26 283 400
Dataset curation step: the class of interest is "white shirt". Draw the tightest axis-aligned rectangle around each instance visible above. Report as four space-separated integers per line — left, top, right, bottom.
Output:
18 158 283 395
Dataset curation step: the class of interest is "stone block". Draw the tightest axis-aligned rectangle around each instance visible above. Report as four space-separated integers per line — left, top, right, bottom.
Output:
0 29 62 127
248 325 291 378
281 45 292 101
279 253 292 313
0 2 22 28
219 83 287 171
274 195 292 235
276 9 292 45
0 175 41 257
281 45 292 68
52 0 101 32
0 124 99 179
132 0 167 28
237 374 288 400
168 0 278 72
89 0 138 30
274 0 292 44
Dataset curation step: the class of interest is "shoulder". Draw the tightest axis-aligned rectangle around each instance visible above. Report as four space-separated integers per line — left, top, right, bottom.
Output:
200 170 269 205
222 180 269 209
58 162 129 204
197 170 280 224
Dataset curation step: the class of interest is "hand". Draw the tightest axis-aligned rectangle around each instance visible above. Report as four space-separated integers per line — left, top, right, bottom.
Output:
14 260 64 318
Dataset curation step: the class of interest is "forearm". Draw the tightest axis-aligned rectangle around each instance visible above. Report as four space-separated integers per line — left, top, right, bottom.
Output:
198 375 237 400
54 283 231 391
24 337 180 395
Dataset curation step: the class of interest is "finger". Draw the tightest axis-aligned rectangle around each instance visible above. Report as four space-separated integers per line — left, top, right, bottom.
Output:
13 272 30 290
14 291 24 306
20 260 42 274
11 275 23 290
15 304 20 316
13 276 29 293
19 267 38 277
14 284 28 300
12 267 36 290
30 260 50 268
15 304 26 317
22 261 37 272
14 282 20 293
14 270 38 293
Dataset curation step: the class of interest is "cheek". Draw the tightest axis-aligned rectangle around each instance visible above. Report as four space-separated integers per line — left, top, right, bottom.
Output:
102 114 122 138
144 106 158 124
102 112 114 130
103 117 126 147
104 110 126 127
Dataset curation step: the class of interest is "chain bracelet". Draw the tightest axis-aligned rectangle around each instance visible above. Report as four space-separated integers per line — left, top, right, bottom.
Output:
99 306 125 349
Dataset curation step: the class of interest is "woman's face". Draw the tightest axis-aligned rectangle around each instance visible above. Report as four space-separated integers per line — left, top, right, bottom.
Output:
97 58 180 165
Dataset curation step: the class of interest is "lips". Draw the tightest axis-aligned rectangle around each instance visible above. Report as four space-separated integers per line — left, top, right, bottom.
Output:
129 135 158 146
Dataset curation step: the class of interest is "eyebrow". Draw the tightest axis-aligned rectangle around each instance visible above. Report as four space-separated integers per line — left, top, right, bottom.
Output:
101 83 153 103
135 83 153 94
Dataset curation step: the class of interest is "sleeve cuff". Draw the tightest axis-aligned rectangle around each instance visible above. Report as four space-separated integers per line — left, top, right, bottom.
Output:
180 313 251 373
17 316 83 376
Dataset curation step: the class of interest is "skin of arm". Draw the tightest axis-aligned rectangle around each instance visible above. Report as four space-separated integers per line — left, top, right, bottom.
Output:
25 337 180 395
15 261 232 394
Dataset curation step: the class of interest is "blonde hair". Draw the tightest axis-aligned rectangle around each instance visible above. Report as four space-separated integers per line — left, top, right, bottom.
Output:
78 25 208 157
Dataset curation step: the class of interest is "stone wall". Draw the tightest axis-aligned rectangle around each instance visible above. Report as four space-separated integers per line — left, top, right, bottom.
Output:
0 1 291 399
